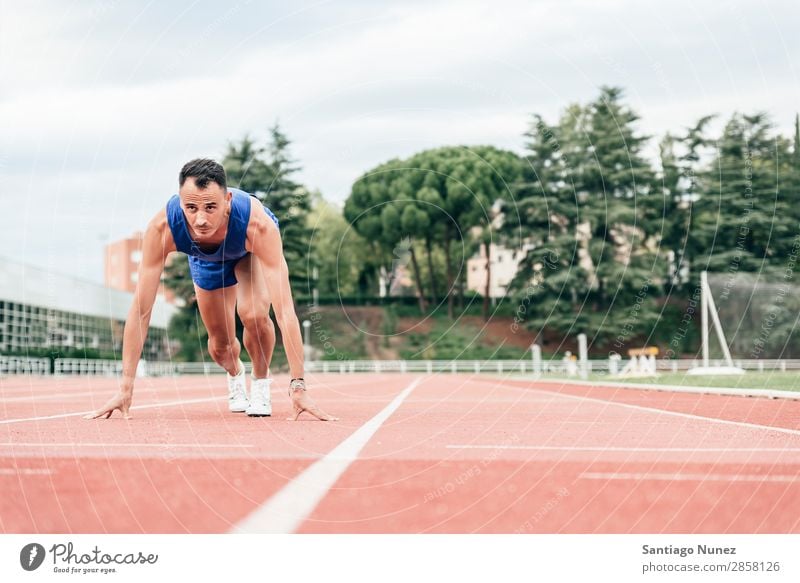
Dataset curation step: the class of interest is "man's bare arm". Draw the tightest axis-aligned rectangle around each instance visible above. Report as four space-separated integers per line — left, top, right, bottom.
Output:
250 210 338 421
84 210 174 420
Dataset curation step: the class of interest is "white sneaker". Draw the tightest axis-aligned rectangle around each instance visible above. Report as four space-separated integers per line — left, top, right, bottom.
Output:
246 377 272 417
227 360 249 412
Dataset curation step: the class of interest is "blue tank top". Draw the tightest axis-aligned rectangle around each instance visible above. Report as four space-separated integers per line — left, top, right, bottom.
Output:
165 188 279 261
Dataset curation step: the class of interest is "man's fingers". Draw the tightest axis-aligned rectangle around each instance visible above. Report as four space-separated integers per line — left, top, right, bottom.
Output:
83 399 131 420
83 408 132 420
82 409 110 420
308 406 338 421
289 391 339 421
288 405 339 422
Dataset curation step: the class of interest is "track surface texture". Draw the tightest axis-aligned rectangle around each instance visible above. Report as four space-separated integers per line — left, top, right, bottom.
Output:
2 373 799 533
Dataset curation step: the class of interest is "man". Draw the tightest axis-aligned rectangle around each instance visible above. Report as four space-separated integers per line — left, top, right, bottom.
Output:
85 158 337 421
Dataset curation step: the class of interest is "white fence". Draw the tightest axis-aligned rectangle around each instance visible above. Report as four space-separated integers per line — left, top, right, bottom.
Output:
0 355 50 375
0 356 788 376
305 358 800 374
55 358 122 376
53 359 221 376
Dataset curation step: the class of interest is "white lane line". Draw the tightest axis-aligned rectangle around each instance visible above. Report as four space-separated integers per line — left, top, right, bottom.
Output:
0 388 171 401
0 391 112 403
0 468 53 475
446 445 800 453
0 442 254 448
547 378 800 401
580 472 800 483
532 388 800 438
0 384 169 395
231 376 423 534
0 396 225 425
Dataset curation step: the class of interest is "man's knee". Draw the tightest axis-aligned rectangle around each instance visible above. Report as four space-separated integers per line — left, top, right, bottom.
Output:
207 336 238 362
239 310 274 336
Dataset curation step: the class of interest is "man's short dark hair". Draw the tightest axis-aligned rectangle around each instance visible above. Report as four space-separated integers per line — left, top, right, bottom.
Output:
179 158 227 190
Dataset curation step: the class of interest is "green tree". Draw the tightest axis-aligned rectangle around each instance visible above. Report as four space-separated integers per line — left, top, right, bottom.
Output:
508 87 662 348
347 146 522 318
307 194 371 298
345 158 429 311
657 115 716 288
692 112 794 275
224 123 314 292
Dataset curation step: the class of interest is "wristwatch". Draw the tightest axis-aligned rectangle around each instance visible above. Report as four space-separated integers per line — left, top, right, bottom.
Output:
289 377 306 391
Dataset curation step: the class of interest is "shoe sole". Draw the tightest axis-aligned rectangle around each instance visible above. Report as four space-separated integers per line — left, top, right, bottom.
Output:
246 412 271 417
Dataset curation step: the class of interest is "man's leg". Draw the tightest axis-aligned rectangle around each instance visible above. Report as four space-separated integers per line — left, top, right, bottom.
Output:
234 254 337 421
234 254 275 378
194 283 241 375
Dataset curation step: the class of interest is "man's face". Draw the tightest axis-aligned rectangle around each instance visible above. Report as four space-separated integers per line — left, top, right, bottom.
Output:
178 177 231 241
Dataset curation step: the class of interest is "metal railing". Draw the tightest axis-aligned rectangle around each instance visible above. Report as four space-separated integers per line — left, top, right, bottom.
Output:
305 358 800 374
0 355 50 375
54 358 122 376
53 359 217 376
2 355 800 376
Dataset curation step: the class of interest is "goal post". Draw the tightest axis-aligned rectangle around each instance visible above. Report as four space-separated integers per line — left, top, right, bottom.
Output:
688 271 745 376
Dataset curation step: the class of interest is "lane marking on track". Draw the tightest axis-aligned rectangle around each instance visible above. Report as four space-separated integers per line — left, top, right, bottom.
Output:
538 377 800 401
0 387 165 399
0 396 225 425
0 442 254 448
0 468 53 475
0 391 118 403
446 445 800 452
231 377 424 534
531 388 800 437
580 472 800 483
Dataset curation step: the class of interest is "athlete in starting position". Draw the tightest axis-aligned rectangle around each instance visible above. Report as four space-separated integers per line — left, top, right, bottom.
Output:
85 158 337 421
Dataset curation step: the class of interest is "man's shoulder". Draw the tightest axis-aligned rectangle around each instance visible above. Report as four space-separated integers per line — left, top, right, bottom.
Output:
147 207 170 233
246 198 279 232
243 198 281 255
142 208 178 256
146 207 177 247
229 187 250 197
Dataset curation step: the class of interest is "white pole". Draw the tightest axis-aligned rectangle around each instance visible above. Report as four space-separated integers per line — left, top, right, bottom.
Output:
578 333 588 379
701 271 710 367
532 344 542 377
705 278 736 367
608 353 620 376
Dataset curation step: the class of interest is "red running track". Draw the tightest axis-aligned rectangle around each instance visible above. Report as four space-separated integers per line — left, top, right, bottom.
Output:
1 373 799 533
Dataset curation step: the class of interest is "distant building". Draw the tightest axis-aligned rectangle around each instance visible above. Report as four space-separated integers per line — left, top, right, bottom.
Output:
0 258 177 359
104 232 179 304
467 243 534 299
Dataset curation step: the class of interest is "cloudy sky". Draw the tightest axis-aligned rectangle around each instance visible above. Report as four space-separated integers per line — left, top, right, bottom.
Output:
0 0 798 283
